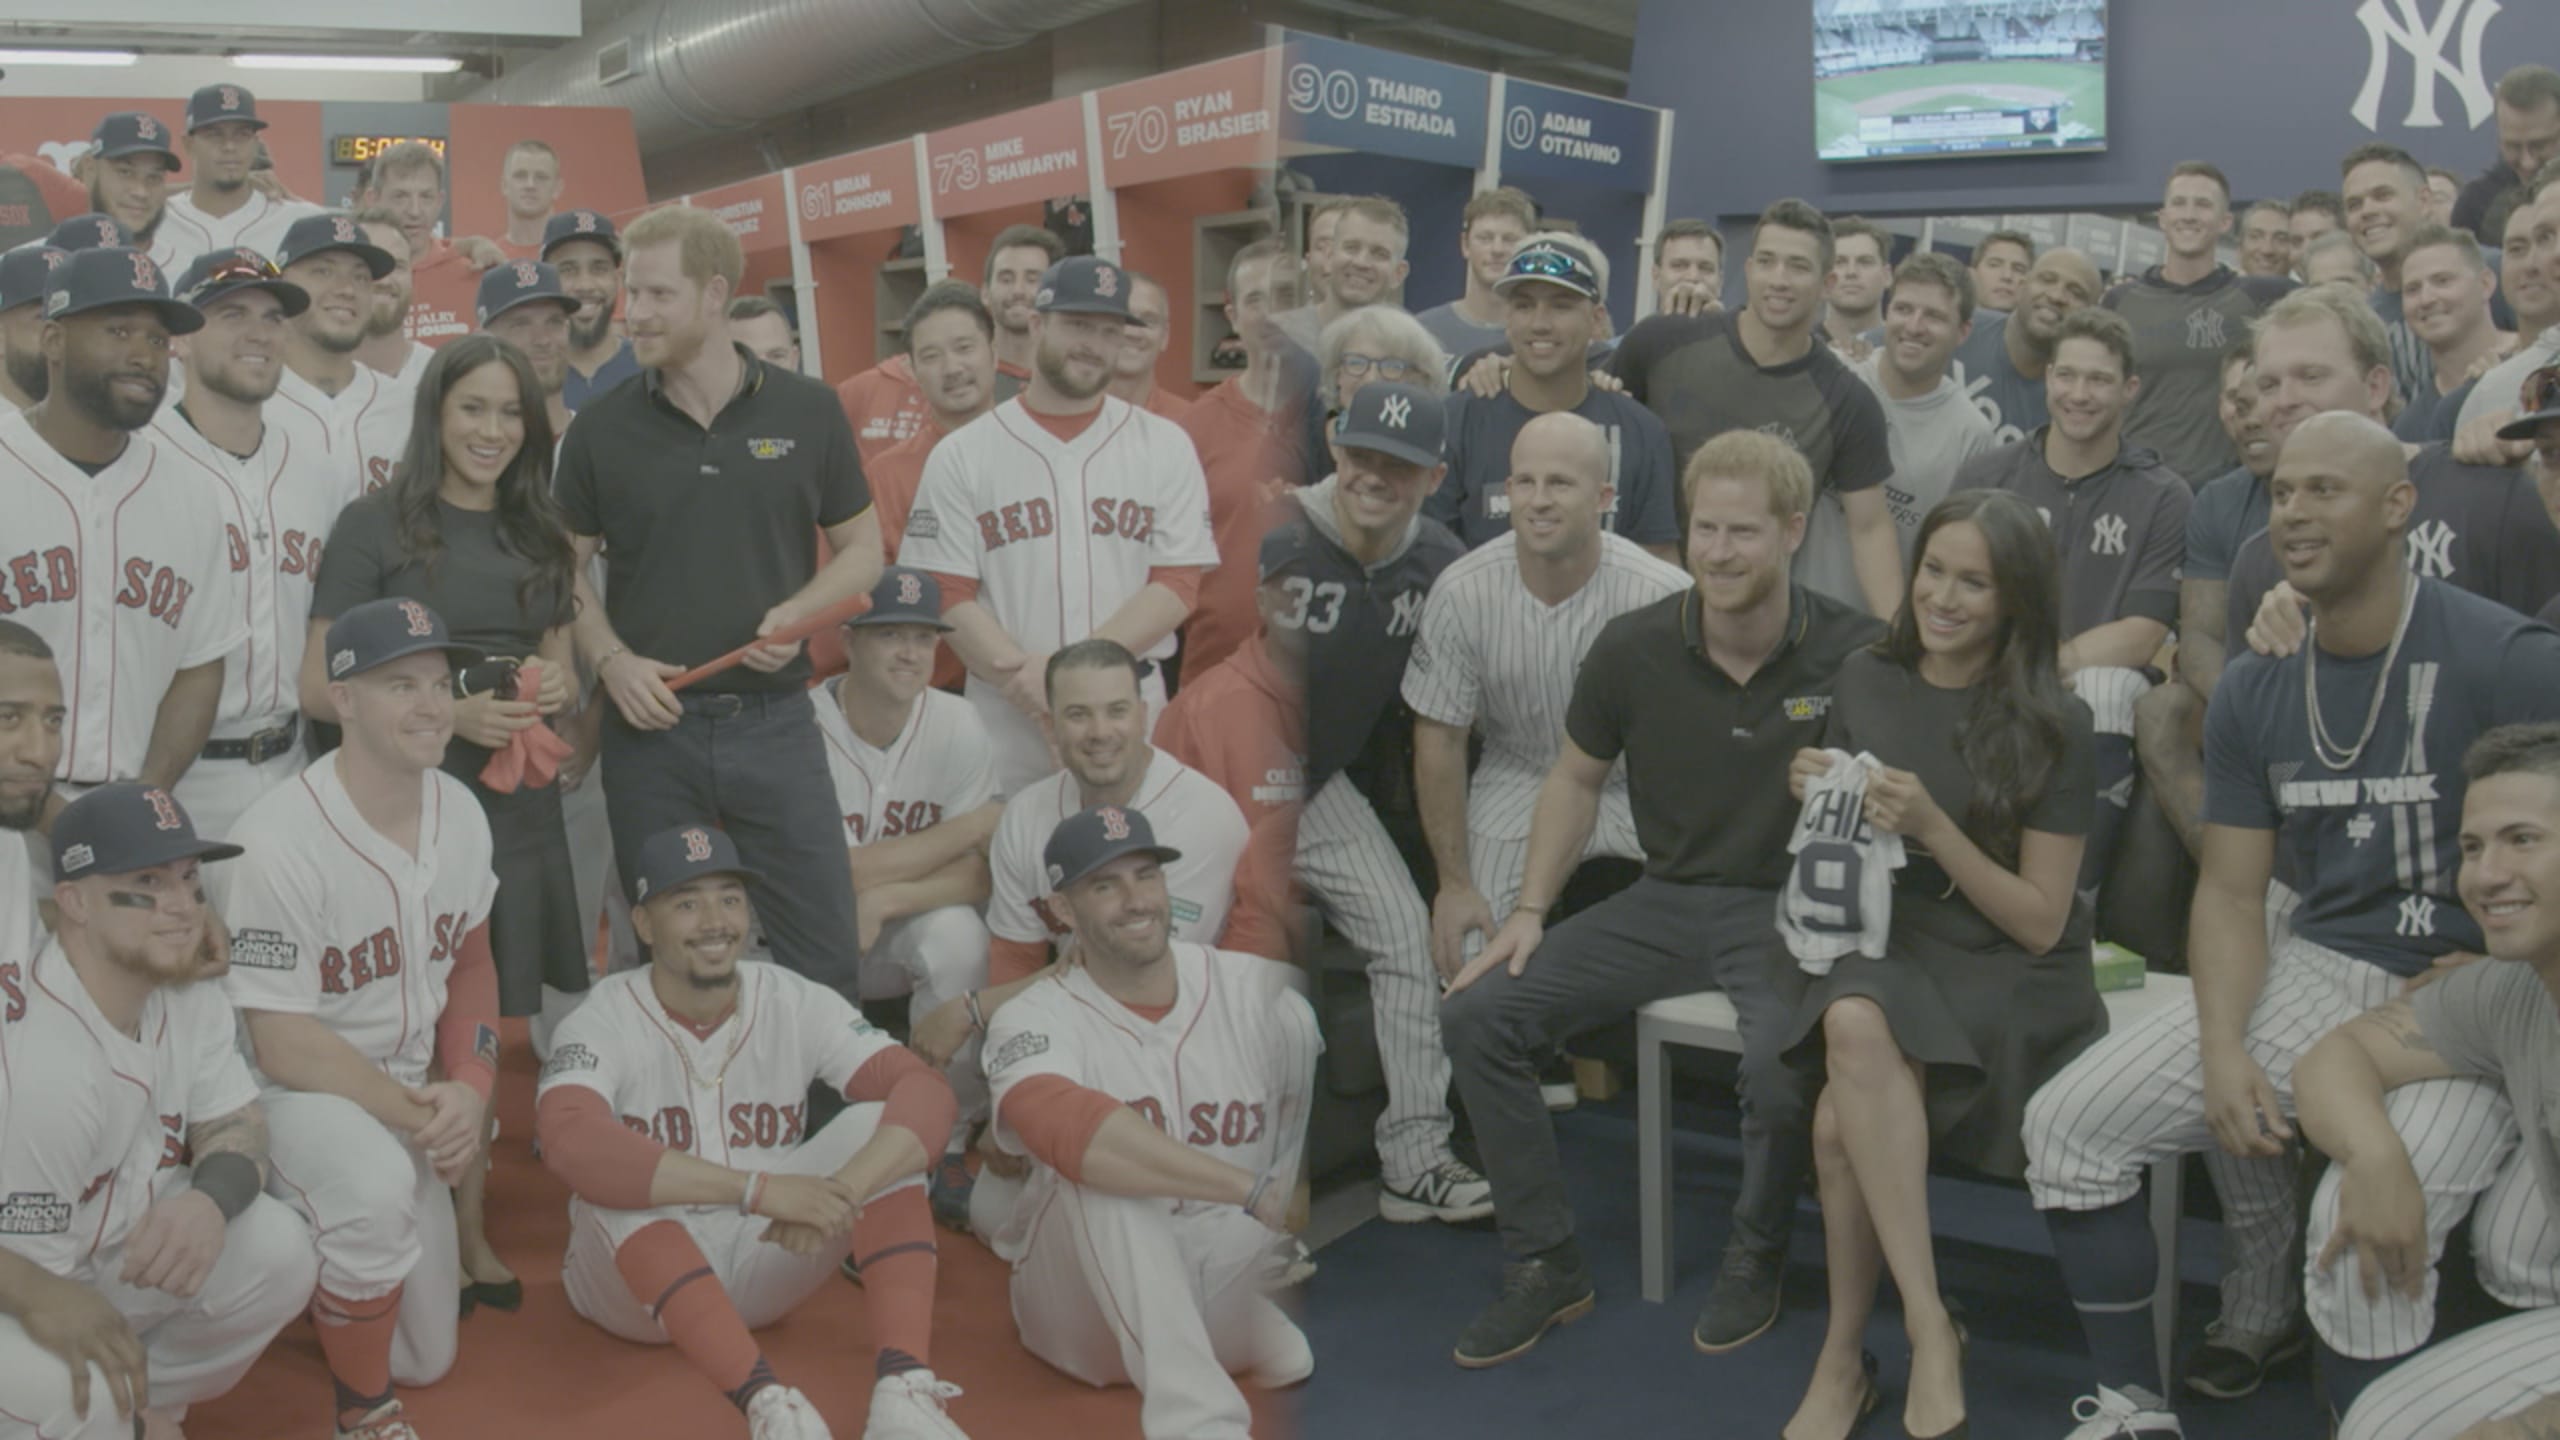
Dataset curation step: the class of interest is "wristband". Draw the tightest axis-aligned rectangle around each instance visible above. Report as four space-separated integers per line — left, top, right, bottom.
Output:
191 1151 262 1221
1511 901 1551 919
740 1172 768 1217
1242 1169 1277 1217
595 645 628 677
964 990 987 1035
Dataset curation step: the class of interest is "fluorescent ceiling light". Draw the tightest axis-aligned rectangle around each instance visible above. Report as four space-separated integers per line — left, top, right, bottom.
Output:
0 48 139 66
231 53 463 74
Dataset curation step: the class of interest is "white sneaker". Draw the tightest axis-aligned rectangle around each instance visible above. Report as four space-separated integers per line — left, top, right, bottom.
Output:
2061 1384 2183 1439
864 1370 969 1440
336 1401 423 1440
1378 1158 1494 1223
1242 1296 1314 1389
746 1385 834 1440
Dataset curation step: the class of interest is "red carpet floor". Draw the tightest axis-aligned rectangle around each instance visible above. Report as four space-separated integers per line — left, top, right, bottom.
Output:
189 1024 1295 1438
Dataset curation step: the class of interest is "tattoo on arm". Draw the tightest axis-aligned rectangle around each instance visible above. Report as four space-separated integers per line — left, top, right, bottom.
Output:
187 1103 270 1185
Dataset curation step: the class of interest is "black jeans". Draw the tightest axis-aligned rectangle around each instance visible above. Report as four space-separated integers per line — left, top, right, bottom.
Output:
600 690 858 996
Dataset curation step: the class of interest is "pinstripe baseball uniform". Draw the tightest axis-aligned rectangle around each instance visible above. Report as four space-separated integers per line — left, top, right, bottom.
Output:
2341 1308 2560 1440
2026 582 2560 1355
2308 956 2559 1369
1399 531 1687 922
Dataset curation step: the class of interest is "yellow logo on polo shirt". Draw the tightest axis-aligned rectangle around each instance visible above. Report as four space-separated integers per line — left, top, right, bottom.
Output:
746 438 795 460
1782 696 1830 722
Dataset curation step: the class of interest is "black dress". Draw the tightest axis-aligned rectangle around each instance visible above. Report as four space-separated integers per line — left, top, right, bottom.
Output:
1776 648 2109 1180
314 492 586 1015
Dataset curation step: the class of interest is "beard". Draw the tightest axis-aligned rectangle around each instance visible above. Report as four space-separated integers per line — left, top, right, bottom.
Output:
569 306 615 351
195 356 281 406
0 786 45 831
365 296 409 340
65 362 161 430
1034 342 1109 401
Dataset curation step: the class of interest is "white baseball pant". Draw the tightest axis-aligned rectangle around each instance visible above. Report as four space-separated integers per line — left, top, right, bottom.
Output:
562 1106 915 1339
2340 1304 2560 1440
2025 933 2503 1340
2309 1099 2558 1359
860 904 992 1133
972 668 1168 801
1296 772 1450 1185
0 1190 315 1439
263 1091 461 1387
173 740 304 844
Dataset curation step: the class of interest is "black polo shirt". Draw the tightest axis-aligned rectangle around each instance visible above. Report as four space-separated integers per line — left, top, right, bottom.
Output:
556 344 871 692
1565 584 1883 888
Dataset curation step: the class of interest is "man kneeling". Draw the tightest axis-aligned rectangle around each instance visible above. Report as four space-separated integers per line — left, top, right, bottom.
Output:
535 824 969 1440
975 804 1318 1440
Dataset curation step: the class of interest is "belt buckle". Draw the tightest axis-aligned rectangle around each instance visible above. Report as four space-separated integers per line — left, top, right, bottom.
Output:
248 723 295 765
699 693 745 719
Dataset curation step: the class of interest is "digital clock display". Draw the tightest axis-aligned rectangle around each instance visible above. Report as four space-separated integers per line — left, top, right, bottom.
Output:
330 134 447 166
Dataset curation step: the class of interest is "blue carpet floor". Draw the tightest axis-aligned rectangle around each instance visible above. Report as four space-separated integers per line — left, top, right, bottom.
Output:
1300 1097 2326 1440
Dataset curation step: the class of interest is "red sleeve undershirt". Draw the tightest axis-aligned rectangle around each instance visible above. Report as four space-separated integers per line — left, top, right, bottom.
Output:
994 996 1178 1181
926 571 979 610
844 1046 957 1157
433 923 499 1101
988 935 1052 987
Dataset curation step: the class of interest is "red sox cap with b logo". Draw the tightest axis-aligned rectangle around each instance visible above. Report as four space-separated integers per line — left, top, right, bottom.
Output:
475 257 574 327
1043 803 1183 892
0 244 64 314
44 246 204 334
1033 254 1136 323
184 84 270 134
89 112 182 174
322 596 483 681
844 565 954 633
52 782 244 878
541 209 623 262
274 212 394 279
631 823 761 902
47 213 135 254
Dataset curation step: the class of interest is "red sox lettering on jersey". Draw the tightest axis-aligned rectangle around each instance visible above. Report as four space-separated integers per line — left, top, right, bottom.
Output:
813 683 998 852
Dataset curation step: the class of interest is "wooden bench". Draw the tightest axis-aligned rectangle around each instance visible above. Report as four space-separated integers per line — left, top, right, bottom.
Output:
1635 973 2196 1397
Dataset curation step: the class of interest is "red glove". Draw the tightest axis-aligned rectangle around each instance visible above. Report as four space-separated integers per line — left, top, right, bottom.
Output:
479 660 575 793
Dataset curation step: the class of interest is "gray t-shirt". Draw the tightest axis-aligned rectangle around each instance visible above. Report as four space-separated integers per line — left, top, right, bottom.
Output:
2104 265 2293 485
1413 302 1507 379
2411 958 2560 1213
1851 352 1999 560
1946 311 2049 447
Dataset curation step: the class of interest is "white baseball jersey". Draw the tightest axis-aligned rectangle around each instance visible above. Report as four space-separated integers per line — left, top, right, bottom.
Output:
0 946 258 1280
982 942 1306 1253
0 411 245 784
374 341 434 392
147 190 327 281
220 758 497 1088
271 362 415 504
538 963 901 1199
1401 532 1688 846
897 395 1219 669
0 834 35 968
149 402 342 739
1779 750 1906 973
810 681 997 846
988 748 1247 949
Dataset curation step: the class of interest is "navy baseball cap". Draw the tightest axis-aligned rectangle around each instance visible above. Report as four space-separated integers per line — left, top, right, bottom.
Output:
176 247 308 318
275 212 394 280
322 597 482 682
90 112 180 173
1034 255 1135 322
48 213 133 253
541 209 621 262
477 259 573 327
1330 381 1445 468
184 83 268 134
848 566 953 631
53 782 242 879
1258 523 1315 581
0 244 64 312
2495 363 2560 441
1494 236 1604 302
1044 804 1182 892
46 247 203 334
631 823 761 902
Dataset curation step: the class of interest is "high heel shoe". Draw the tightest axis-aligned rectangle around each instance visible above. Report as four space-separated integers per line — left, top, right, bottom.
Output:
1783 1351 1882 1440
1903 1317 1968 1440
459 1276 524 1316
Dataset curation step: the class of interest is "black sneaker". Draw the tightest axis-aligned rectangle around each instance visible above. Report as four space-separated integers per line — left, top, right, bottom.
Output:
2183 1318 2308 1400
1691 1240 1784 1353
1452 1253 1595 1369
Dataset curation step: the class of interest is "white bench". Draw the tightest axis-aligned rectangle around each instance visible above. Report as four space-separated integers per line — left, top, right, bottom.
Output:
1636 973 2195 1397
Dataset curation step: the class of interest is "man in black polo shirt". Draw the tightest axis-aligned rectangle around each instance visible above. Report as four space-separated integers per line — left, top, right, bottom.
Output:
1958 306 2191 894
1439 429 1881 1368
555 203 883 996
1610 198 1901 620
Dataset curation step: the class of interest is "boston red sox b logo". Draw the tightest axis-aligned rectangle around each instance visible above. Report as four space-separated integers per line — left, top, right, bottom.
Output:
1095 265 1120 299
512 261 539 287
895 571 924 606
396 599 434 637
575 211 600 233
332 216 358 245
683 828 713 862
94 218 119 247
218 86 242 112
134 116 159 142
144 789 181 831
1099 807 1131 842
130 253 157 291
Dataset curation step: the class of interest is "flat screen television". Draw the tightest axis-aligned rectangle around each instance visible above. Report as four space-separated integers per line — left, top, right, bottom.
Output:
1815 0 2108 162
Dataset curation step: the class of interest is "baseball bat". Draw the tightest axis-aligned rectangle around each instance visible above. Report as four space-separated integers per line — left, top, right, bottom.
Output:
665 593 871 691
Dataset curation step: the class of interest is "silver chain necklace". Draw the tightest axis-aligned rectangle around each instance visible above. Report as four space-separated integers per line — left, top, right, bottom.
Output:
2304 570 2417 772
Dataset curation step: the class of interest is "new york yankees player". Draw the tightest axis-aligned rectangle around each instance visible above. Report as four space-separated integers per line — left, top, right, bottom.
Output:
536 824 970 1440
269 214 411 504
976 804 1317 1440
2308 724 2560 1440
1408 410 1688 979
154 249 338 842
0 246 238 808
2022 415 2560 1440
897 255 1218 797
812 566 999 1217
1267 381 1488 1223
222 599 503 1440
0 785 316 1440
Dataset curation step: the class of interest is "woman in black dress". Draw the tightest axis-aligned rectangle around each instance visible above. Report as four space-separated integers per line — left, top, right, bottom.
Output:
1779 489 2107 1440
302 334 581 1314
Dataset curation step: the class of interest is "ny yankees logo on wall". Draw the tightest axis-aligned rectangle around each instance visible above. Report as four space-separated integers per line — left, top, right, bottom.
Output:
2353 0 2501 131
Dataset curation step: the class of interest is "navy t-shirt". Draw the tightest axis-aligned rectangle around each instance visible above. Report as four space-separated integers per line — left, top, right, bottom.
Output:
1946 312 2049 446
2204 580 2560 974
1426 386 1680 550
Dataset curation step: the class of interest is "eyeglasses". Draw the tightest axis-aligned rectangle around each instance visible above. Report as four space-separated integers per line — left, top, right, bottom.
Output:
2522 364 2560 419
182 255 281 304
1338 352 1418 381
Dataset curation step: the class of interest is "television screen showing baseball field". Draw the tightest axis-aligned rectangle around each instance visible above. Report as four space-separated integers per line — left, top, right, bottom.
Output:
1815 0 2108 162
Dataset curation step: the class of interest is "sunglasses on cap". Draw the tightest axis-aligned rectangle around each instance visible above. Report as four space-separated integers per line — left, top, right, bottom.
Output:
1508 245 1599 290
182 254 282 304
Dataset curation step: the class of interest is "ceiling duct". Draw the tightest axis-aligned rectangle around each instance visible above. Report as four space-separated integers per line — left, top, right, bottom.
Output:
465 0 1147 152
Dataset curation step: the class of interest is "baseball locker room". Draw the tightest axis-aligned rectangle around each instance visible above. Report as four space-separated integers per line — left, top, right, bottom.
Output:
3 2 2560 1440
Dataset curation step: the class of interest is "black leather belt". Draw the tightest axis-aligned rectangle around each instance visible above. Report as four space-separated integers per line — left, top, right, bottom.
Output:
202 722 299 765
